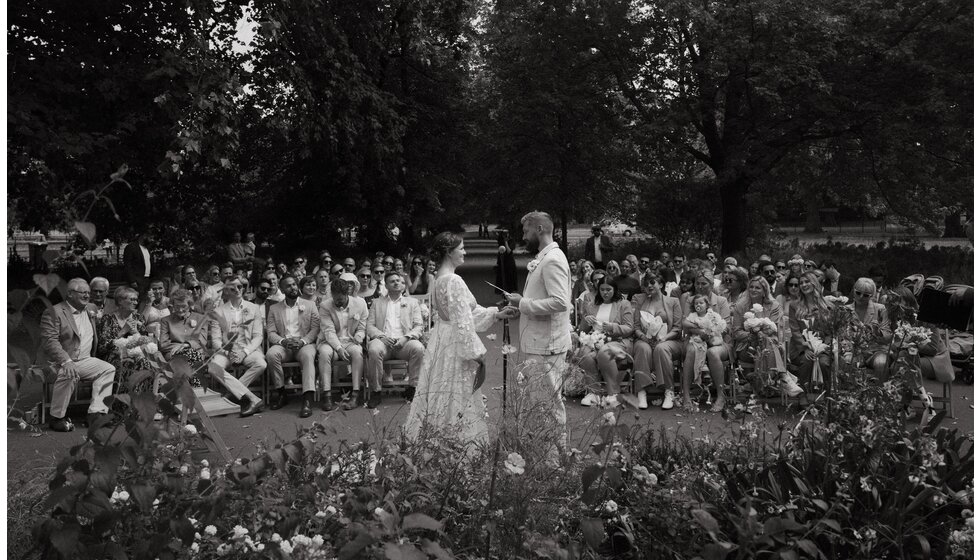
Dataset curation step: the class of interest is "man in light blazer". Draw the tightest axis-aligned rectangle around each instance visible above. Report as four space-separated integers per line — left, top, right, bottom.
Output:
209 278 267 412
39 278 116 431
318 278 368 410
366 272 425 407
505 211 572 467
266 276 321 417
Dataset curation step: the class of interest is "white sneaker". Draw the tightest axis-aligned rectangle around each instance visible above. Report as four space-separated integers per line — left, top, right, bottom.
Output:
779 373 804 397
637 390 649 410
580 393 600 407
661 390 675 410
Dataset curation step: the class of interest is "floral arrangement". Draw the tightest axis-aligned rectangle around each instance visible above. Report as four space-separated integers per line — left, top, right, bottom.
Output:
893 321 932 350
825 295 850 306
577 330 608 351
638 310 667 341
743 304 778 336
693 310 727 342
802 329 829 384
113 334 158 359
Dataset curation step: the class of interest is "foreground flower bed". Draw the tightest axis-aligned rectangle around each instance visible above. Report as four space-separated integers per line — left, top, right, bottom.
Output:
18 363 975 559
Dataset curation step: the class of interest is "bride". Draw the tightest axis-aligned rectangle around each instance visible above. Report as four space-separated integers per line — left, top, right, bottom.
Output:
403 232 518 446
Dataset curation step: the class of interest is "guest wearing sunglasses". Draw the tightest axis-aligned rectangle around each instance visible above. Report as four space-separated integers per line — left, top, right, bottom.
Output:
342 257 357 274
355 267 377 299
253 278 276 324
846 278 891 377
408 257 433 295
777 273 802 319
293 255 309 277
312 250 332 275
382 257 395 273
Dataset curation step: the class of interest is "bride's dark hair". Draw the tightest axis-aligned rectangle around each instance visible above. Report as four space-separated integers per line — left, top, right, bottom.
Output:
429 232 463 264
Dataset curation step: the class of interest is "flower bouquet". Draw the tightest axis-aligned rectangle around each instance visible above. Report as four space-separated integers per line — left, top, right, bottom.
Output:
638 310 667 341
114 334 158 360
893 321 932 354
802 329 829 384
577 330 608 351
743 304 778 337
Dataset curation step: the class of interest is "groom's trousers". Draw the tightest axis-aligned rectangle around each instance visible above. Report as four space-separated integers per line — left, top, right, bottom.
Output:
523 352 569 459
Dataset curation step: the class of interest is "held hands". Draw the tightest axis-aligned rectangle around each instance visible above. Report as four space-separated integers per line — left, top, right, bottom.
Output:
496 306 520 320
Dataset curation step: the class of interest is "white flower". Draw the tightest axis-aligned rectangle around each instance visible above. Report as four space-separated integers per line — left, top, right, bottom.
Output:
312 535 324 547
190 542 199 553
527 259 540 272
129 347 145 359
326 505 337 514
143 342 158 355
603 411 617 425
232 525 248 539
199 468 211 480
374 507 386 518
486 333 497 341
315 510 327 518
116 490 130 503
200 460 209 468
204 525 217 536
279 541 293 555
189 319 197 327
500 344 518 355
603 500 619 514
751 303 764 315
183 424 198 436
504 452 526 475
179 465 189 475
271 533 282 543
315 465 326 475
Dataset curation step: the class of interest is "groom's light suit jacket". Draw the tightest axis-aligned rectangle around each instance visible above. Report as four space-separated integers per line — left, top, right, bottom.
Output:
518 242 572 355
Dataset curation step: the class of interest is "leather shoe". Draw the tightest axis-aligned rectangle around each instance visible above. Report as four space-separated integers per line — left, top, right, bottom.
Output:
321 395 337 411
48 416 74 432
403 386 416 402
269 388 288 410
241 398 263 418
366 391 382 409
299 394 313 418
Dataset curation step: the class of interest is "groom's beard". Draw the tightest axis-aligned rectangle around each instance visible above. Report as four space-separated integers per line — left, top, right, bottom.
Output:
525 237 540 254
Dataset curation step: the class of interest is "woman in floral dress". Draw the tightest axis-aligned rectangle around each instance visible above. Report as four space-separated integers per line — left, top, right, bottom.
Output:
97 286 154 393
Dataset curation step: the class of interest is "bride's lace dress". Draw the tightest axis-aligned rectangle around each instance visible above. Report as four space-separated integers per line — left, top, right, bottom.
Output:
403 274 496 446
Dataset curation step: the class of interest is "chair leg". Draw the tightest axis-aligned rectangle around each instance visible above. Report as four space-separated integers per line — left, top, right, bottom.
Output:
944 381 954 419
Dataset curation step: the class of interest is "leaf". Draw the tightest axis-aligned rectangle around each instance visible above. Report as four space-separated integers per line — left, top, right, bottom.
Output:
50 521 81 557
605 465 623 489
420 539 453 560
33 273 61 295
779 550 800 560
580 517 605 550
796 538 821 559
909 534 930 557
130 484 156 513
472 361 486 393
402 513 443 533
691 509 720 538
701 542 735 560
170 517 195 546
75 221 97 245
338 528 376 560
110 163 129 181
582 464 603 493
384 543 427 560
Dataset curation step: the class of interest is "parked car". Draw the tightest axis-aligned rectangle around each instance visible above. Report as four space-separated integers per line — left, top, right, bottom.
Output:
602 220 637 237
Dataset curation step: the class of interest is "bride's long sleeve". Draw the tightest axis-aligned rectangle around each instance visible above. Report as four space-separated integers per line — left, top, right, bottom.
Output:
447 275 491 361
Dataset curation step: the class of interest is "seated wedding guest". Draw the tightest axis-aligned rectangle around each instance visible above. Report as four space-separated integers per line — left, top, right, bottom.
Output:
408 256 433 295
668 254 686 284
40 278 116 431
577 276 635 407
777 273 802 318
759 260 778 292
356 267 377 299
86 277 116 320
605 260 622 282
368 264 388 303
253 277 276 324
312 250 332 275
366 272 425 406
576 269 605 319
733 276 802 396
182 265 199 287
679 269 732 412
631 274 683 410
262 270 286 303
339 272 360 296
720 267 749 304
266 276 321 417
293 255 309 277
847 277 891 378
426 258 437 277
329 262 345 282
97 286 154 394
624 255 642 280
140 279 172 339
298 275 318 304
615 259 641 300
788 271 832 403
207 278 266 415
393 259 411 287
381 256 395 273
314 269 331 307
670 269 696 302
318 278 368 410
202 265 224 304
638 256 652 277
228 232 250 268
159 289 206 388
572 260 595 303
749 262 759 276
342 257 357 274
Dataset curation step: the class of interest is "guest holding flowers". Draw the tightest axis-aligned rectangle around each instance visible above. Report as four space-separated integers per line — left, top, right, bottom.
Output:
788 271 833 399
631 274 683 410
577 276 634 407
681 294 728 411
159 289 207 387
846 277 891 378
97 286 154 393
680 269 732 412
139 279 171 340
733 277 802 396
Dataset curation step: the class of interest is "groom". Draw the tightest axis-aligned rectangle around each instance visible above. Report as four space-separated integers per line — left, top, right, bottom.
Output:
505 211 571 464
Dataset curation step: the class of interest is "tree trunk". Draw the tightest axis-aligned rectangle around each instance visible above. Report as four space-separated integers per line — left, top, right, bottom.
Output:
804 195 823 233
719 177 750 255
943 210 965 238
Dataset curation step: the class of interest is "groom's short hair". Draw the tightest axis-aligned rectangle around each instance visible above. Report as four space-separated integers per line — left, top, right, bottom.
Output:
520 211 554 233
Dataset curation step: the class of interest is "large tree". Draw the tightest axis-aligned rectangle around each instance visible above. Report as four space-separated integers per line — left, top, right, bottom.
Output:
587 0 972 253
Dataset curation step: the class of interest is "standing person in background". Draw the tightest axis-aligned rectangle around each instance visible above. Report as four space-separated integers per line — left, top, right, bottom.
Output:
227 232 250 269
123 234 153 301
584 225 613 269
495 231 518 302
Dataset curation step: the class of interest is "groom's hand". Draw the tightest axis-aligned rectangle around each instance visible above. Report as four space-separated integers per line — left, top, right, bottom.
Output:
505 292 523 307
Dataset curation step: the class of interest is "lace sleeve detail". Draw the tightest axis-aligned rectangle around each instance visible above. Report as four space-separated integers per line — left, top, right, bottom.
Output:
447 275 487 361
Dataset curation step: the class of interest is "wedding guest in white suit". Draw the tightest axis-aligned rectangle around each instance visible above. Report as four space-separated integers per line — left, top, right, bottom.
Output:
318 278 369 410
208 278 267 416
366 272 425 406
505 211 572 467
